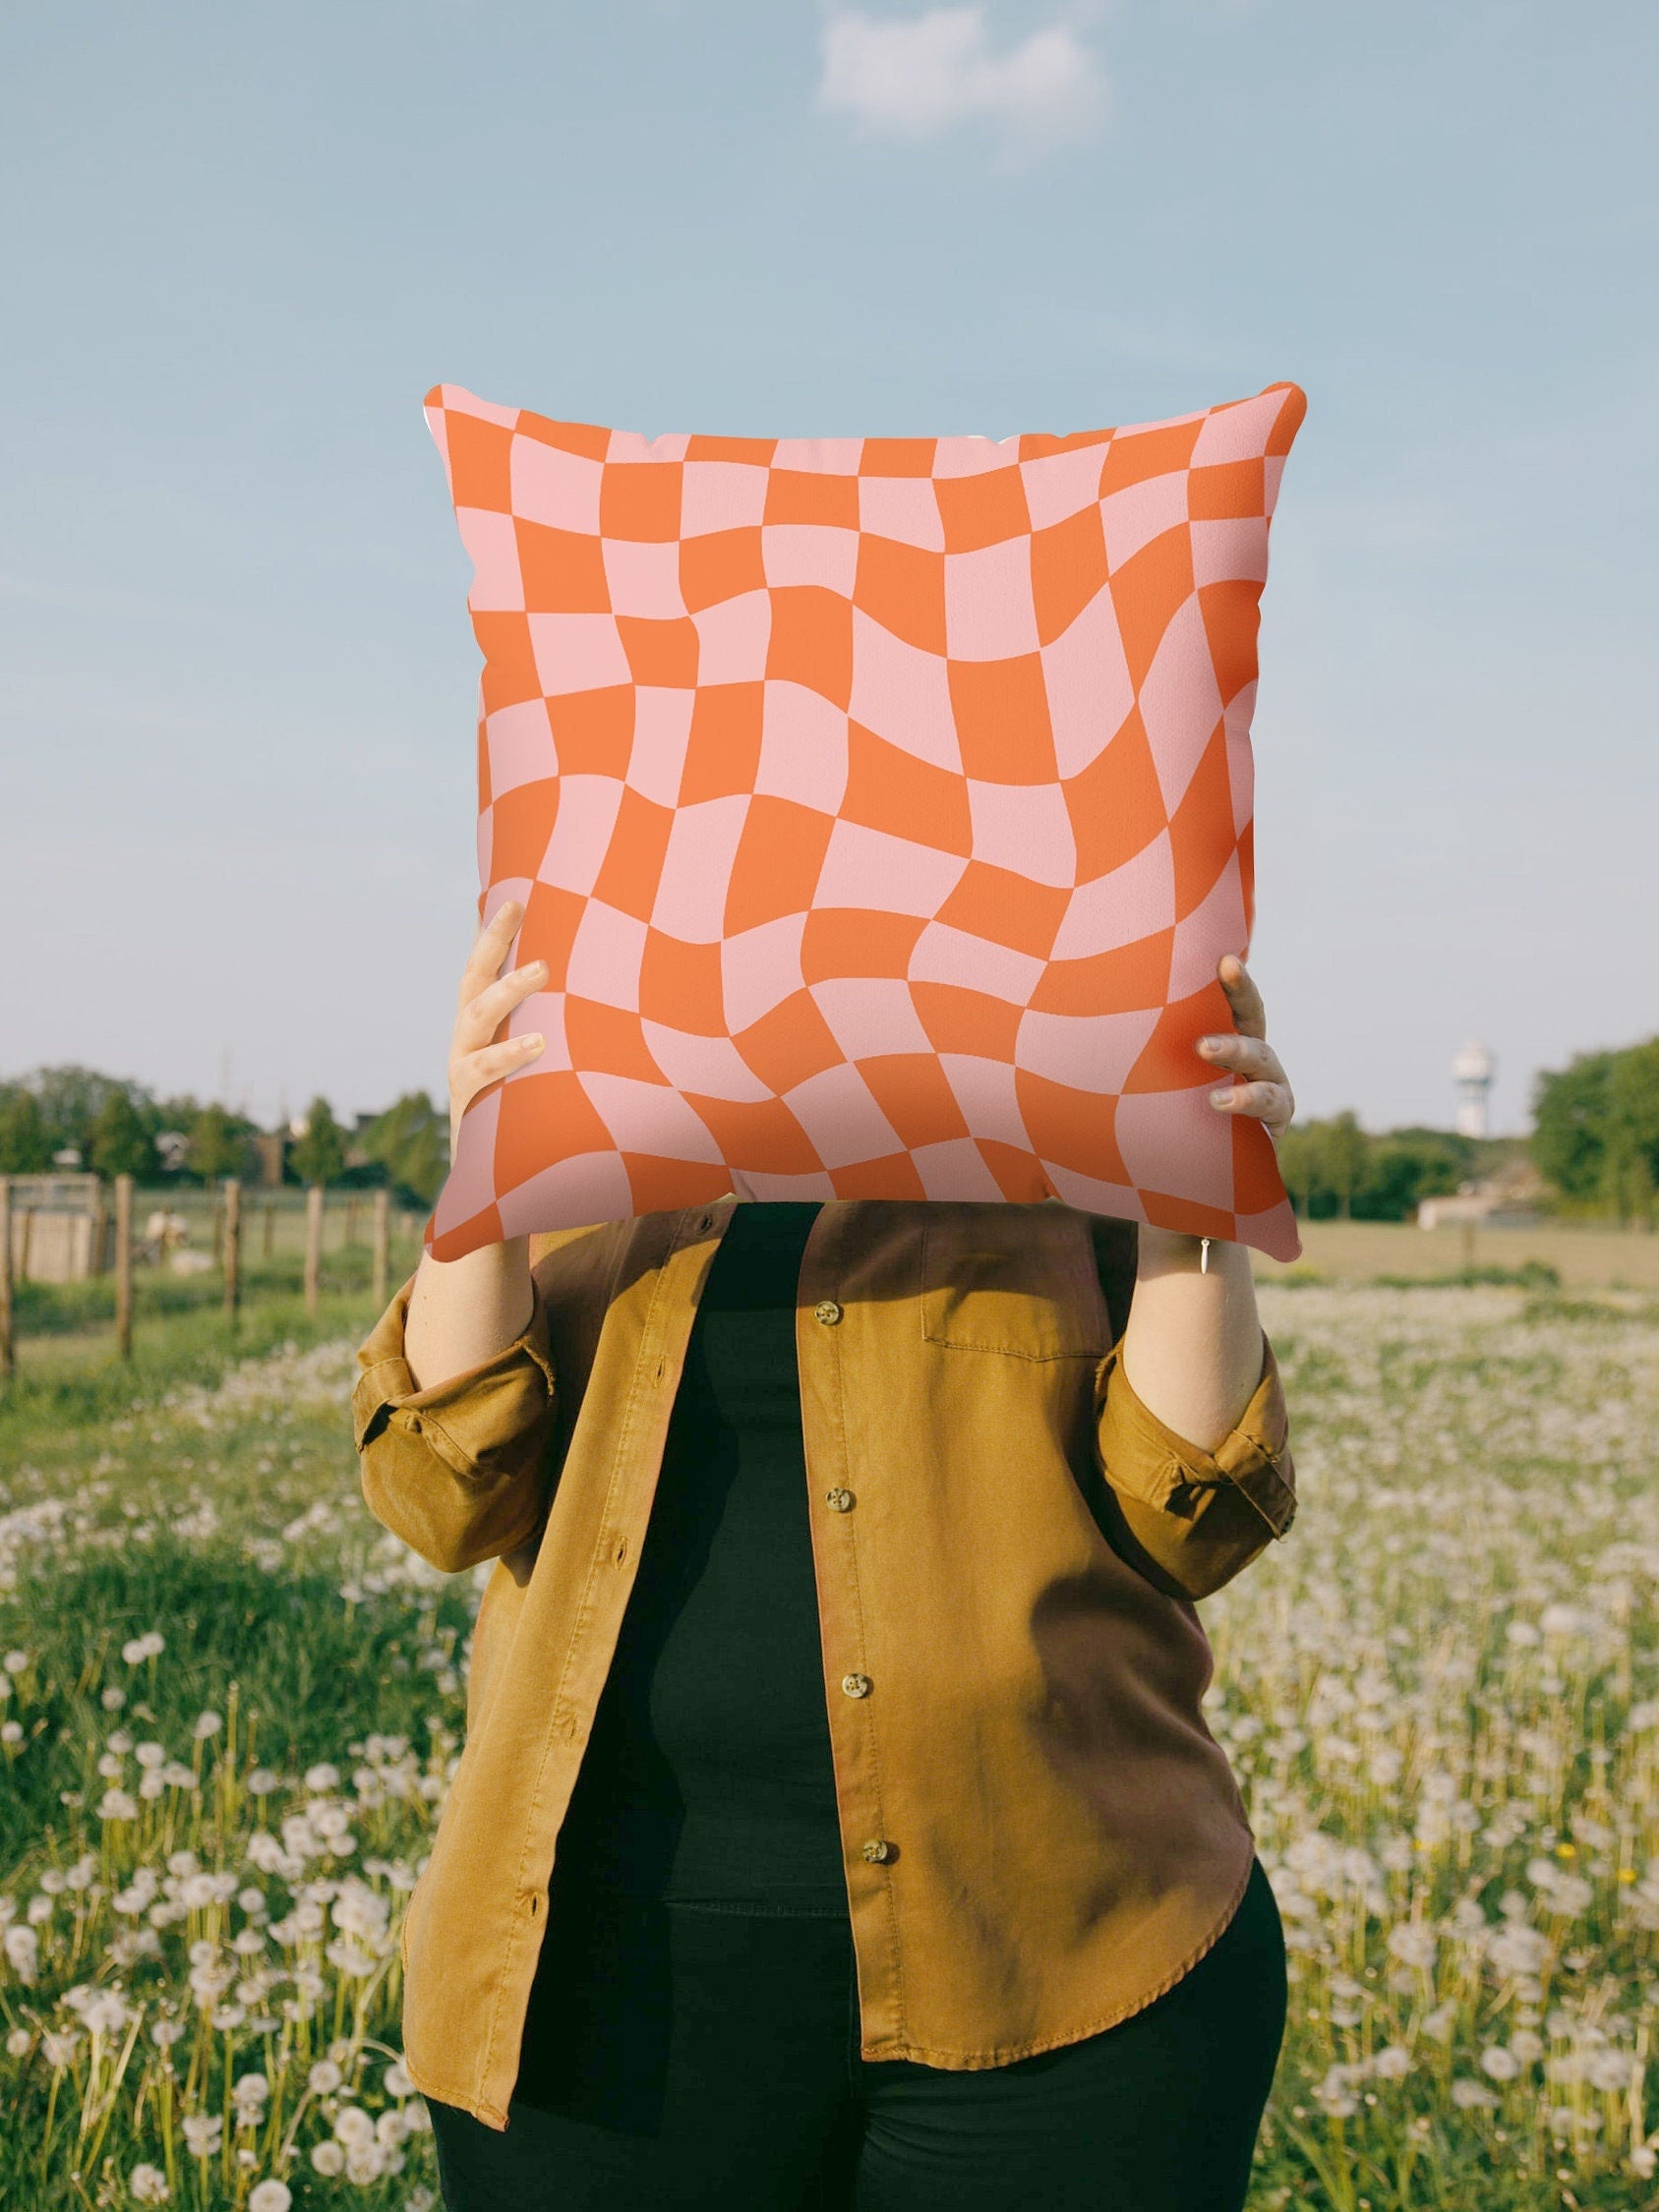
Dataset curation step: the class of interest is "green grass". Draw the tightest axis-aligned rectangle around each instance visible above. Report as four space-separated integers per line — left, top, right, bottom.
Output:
1364 1260 1565 1292
12 1242 418 1339
1 1236 424 1462
1 1310 465 2209
2 1275 1657 2208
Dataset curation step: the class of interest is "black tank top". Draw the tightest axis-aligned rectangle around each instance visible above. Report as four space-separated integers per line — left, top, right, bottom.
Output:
546 1199 848 1911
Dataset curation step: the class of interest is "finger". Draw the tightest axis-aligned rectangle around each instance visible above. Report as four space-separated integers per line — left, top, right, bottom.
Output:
1215 953 1267 1039
458 900 527 1006
1207 1077 1289 1127
455 1033 546 1099
455 961 550 1055
1195 1032 1287 1089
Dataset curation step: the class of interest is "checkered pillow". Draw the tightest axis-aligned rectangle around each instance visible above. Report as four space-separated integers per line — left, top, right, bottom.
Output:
422 380 1306 1262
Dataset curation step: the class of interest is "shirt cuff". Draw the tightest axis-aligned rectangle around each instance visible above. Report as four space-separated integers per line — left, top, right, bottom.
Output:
1094 1327 1296 1540
351 1273 557 1482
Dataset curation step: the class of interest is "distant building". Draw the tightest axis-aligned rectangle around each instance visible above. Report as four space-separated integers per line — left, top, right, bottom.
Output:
253 1132 287 1188
1452 1040 1495 1138
1418 1155 1546 1230
154 1131 191 1174
4 1172 109 1281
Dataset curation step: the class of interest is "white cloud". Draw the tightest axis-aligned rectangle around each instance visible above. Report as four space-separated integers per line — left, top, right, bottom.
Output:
818 7 1107 148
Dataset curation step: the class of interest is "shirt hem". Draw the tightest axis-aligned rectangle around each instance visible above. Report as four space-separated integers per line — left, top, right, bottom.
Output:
856 1843 1259 2070
405 2064 511 2133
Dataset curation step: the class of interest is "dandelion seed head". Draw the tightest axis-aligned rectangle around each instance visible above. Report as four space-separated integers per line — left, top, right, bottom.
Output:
182 2112 223 2157
333 2104 377 2149
1451 2076 1500 2109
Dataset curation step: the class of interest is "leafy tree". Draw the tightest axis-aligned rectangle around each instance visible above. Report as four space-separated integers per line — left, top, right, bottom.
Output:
89 1089 158 1182
290 1097 347 1189
1604 1040 1659 1230
188 1102 257 1185
1352 1131 1465 1222
1318 1115 1371 1221
1279 1113 1469 1222
30 1066 154 1163
1276 1122 1319 1218
358 1090 449 1206
1531 1051 1613 1205
151 1094 203 1177
0 1086 53 1174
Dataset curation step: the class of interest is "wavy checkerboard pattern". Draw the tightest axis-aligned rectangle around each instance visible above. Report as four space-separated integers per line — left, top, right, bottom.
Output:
423 380 1306 1262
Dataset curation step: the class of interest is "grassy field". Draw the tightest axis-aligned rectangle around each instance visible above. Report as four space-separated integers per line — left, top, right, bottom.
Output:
1258 1218 1659 1294
1 1235 1657 2208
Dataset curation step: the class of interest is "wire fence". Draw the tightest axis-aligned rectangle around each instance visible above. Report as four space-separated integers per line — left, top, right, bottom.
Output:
0 1176 430 1377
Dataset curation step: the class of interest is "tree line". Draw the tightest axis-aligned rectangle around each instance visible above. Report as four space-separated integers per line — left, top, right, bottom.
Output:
1 1031 1655 1228
0 1069 447 1211
1266 1034 1658 1226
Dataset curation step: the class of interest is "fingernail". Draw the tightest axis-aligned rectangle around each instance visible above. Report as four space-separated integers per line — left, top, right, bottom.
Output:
1210 1088 1233 1105
521 1033 545 1052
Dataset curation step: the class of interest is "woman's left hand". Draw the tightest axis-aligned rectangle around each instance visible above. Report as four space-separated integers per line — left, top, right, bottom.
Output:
1196 954 1295 1144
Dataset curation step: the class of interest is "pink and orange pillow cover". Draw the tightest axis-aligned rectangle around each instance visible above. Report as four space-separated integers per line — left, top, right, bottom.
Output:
422 379 1306 1262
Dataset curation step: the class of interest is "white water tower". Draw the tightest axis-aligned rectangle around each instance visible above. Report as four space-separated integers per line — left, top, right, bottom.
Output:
1452 1040 1495 1138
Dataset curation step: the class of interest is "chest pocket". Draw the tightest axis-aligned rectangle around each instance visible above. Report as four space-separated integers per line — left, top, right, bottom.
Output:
918 1203 1111 1361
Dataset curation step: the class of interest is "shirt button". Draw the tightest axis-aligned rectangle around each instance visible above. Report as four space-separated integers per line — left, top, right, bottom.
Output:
824 1487 855 1513
841 1672 872 1699
860 1838 892 1864
813 1299 843 1325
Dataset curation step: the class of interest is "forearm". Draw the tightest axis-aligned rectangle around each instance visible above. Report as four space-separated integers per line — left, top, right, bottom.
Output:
404 1236 535 1392
1119 1228 1265 1454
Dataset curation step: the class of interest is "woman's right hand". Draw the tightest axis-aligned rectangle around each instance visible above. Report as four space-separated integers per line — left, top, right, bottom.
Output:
404 901 549 1391
447 898 549 1156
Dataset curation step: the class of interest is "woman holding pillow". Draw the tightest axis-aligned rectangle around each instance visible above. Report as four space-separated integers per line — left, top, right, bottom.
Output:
353 896 1301 2212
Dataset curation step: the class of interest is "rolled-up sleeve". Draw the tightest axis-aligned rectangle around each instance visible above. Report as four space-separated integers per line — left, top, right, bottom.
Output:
352 1276 559 1573
1093 1327 1296 1601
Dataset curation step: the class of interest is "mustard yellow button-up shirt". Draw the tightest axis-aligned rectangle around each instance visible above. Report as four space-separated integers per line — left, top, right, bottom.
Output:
352 1197 1295 2133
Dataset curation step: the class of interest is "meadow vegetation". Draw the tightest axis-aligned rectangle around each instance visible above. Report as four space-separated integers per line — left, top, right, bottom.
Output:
1 1261 1657 2207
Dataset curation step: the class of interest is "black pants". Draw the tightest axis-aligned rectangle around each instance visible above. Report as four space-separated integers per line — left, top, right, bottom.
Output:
427 1855 1286 2211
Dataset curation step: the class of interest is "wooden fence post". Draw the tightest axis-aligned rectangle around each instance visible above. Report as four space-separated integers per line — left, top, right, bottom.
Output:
210 1191 225 1268
372 1187 390 1310
223 1178 242 1323
262 1197 275 1261
90 1189 108 1277
114 1174 135 1361
0 1177 14 1384
1460 1217 1477 1274
304 1186 324 1316
345 1194 360 1250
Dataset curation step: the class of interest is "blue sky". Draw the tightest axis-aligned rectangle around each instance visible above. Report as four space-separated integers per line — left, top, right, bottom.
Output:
2 1 1653 1138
